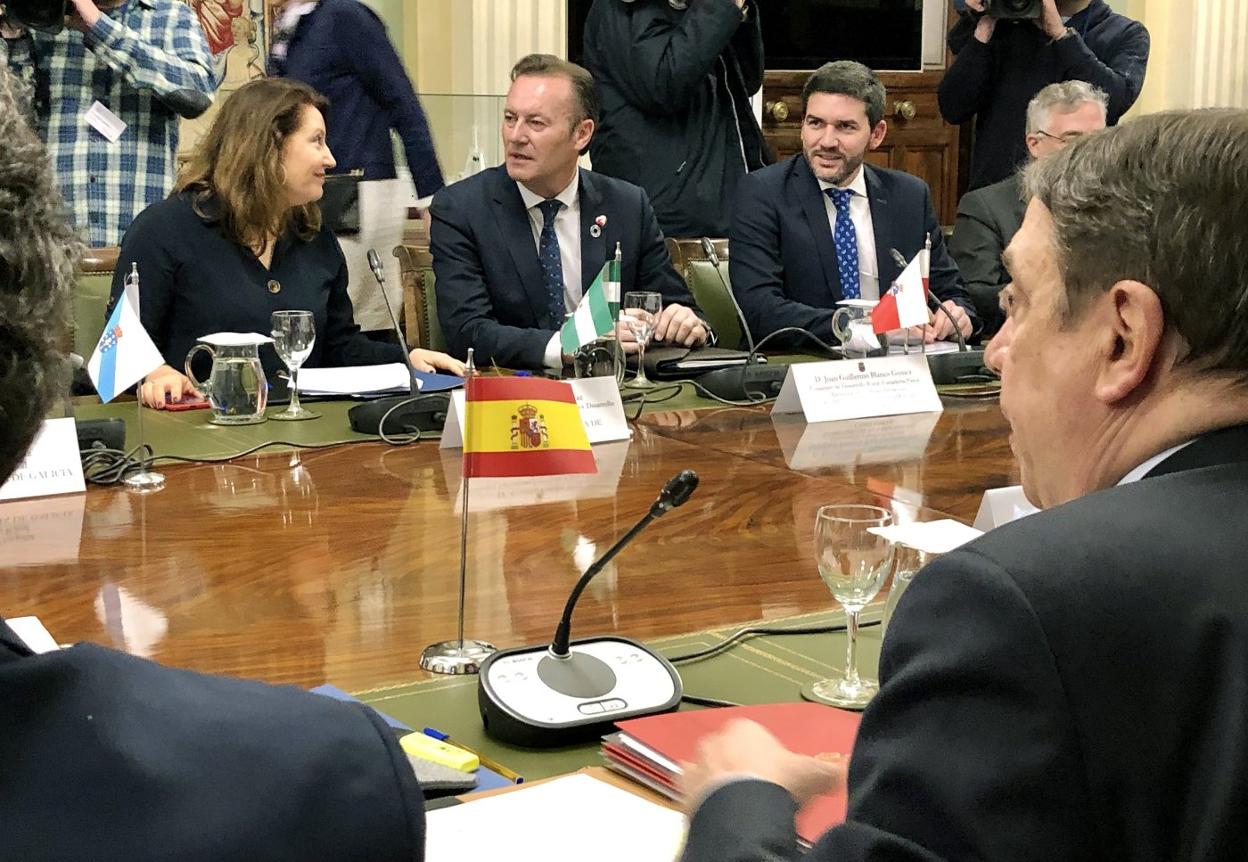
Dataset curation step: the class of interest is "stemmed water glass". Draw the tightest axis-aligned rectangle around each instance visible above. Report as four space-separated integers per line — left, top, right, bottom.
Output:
621 291 662 387
270 310 320 421
808 505 896 708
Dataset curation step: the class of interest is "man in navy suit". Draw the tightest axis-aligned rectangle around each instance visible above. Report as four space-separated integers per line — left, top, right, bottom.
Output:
730 61 978 351
430 53 708 372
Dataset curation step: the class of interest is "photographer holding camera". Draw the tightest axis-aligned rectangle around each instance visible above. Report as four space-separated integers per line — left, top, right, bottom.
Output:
0 0 214 247
938 0 1148 191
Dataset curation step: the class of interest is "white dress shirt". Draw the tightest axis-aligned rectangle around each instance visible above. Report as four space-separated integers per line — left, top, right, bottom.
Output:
818 166 880 301
516 171 582 369
1117 439 1197 486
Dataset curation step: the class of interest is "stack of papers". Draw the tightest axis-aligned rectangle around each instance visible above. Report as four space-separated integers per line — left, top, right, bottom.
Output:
601 702 861 846
296 364 464 397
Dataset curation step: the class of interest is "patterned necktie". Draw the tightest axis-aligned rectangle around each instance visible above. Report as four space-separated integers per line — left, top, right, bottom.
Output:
536 199 566 328
825 187 861 300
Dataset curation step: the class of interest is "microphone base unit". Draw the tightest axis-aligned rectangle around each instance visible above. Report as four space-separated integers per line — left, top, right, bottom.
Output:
420 638 497 675
696 362 789 402
478 636 683 748
348 393 450 436
926 349 992 386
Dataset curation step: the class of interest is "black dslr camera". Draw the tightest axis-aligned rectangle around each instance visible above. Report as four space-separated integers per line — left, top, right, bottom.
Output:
2 0 71 33
983 0 1043 19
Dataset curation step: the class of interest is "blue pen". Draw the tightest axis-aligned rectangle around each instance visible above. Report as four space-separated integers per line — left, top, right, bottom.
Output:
422 728 523 783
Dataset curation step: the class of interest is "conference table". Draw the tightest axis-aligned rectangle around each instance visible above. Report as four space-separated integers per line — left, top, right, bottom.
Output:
0 385 1017 696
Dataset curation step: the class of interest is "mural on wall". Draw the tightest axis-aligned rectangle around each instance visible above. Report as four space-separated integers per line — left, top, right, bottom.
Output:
178 0 270 159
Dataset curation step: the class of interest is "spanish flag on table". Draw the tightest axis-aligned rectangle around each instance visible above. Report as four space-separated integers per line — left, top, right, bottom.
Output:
463 376 597 478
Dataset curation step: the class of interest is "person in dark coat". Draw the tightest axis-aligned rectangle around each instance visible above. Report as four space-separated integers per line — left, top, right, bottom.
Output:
938 0 1148 190
0 63 426 862
583 0 770 238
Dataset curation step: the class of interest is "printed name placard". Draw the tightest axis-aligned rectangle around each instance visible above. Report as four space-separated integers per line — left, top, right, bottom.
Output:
771 354 943 423
973 486 1040 531
0 418 86 502
440 377 629 449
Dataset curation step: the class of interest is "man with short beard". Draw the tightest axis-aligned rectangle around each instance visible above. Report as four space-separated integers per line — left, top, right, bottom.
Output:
730 61 977 351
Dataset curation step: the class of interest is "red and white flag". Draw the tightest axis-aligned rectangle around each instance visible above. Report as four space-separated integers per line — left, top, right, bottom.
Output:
872 251 929 335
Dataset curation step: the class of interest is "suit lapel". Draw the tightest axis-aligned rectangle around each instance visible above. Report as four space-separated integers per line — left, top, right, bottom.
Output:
794 156 843 299
864 165 898 288
490 169 550 322
579 171 607 295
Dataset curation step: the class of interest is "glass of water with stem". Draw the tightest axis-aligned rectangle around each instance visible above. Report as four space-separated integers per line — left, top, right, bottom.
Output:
809 505 896 708
621 291 662 387
270 310 320 421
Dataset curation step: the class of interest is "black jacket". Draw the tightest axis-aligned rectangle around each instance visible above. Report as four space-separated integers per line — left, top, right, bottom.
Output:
948 171 1026 336
938 0 1149 190
681 424 1248 862
584 0 770 238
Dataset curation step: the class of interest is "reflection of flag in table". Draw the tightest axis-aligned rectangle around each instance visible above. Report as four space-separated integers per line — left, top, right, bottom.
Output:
463 376 596 478
87 289 165 403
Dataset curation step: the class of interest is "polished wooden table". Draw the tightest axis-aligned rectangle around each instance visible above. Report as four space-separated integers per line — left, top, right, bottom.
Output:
0 398 1016 691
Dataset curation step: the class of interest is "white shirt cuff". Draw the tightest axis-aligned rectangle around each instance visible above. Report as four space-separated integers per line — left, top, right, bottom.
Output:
543 332 563 372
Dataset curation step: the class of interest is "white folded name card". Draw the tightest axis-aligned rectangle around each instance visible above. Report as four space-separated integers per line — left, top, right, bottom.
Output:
973 486 1040 531
440 377 629 449
771 354 943 423
0 418 86 502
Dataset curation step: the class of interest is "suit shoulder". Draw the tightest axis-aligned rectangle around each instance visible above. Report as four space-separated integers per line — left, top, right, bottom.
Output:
432 169 494 211
869 164 931 197
737 156 797 198
582 169 646 204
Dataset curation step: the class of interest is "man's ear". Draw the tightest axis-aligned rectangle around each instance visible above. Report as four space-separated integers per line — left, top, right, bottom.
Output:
868 119 887 150
573 119 595 155
1094 280 1166 405
1025 133 1043 159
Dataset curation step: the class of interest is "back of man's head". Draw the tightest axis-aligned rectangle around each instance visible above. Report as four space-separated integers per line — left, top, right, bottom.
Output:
1025 81 1109 136
0 67 78 483
1025 108 1248 379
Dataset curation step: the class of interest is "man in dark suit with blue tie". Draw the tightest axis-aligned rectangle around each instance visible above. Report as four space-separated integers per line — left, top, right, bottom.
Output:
730 61 978 351
430 54 708 372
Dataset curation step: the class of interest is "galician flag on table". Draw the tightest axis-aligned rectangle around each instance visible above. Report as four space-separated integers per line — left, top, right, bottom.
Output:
871 247 930 335
559 257 620 355
463 376 597 478
87 280 165 403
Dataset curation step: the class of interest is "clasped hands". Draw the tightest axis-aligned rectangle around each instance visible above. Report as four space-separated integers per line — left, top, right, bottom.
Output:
904 299 973 345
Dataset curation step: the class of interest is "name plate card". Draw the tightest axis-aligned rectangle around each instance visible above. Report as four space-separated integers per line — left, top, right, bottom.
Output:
771 354 943 423
973 486 1040 531
440 377 630 449
0 418 86 502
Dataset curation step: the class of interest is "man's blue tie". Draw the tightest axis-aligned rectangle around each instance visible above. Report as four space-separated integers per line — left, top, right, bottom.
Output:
825 187 861 300
537 199 566 328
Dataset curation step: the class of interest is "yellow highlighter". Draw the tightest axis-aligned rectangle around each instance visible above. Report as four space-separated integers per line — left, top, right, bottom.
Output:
398 732 479 773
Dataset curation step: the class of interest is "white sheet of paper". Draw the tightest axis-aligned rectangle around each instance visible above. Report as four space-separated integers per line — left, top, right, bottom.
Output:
6 616 60 653
772 354 943 423
297 363 413 395
869 519 983 555
424 774 687 862
0 418 86 502
973 486 1041 531
85 100 126 142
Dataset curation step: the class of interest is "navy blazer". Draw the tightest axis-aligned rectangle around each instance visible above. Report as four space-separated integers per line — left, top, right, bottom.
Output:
430 166 698 370
0 620 425 860
730 155 977 350
279 0 444 197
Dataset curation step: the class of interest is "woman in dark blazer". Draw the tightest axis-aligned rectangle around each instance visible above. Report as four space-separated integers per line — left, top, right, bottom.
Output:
111 77 462 408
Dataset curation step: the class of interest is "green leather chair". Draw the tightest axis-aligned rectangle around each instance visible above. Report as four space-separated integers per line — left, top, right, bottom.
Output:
665 237 743 350
75 247 118 359
394 244 446 353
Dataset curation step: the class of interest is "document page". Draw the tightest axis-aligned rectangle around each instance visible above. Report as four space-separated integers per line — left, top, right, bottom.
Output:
425 773 686 861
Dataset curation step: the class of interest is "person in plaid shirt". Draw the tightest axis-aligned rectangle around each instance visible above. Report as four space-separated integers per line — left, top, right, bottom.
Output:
1 0 215 247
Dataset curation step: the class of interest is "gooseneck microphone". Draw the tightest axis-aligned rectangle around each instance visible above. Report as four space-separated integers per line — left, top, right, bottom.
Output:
477 471 699 747
347 249 451 439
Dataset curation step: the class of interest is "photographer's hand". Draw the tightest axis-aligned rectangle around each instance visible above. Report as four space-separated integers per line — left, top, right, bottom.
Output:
1037 0 1068 40
65 0 103 33
964 0 996 43
1 5 28 39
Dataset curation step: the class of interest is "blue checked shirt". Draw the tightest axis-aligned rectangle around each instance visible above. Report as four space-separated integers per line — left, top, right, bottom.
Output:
2 0 214 247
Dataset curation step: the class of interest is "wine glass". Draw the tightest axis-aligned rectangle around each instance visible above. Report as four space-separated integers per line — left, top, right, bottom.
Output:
621 291 662 387
270 310 320 421
809 505 896 708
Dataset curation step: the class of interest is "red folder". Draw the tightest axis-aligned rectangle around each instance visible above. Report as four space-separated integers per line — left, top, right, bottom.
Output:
608 702 862 845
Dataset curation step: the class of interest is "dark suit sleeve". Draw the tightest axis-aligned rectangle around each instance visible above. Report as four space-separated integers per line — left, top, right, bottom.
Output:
112 204 182 367
1054 22 1150 123
681 780 802 862
938 26 994 125
430 188 554 370
729 174 836 348
731 7 765 96
948 191 1008 334
589 0 744 116
319 239 406 367
338 3 445 197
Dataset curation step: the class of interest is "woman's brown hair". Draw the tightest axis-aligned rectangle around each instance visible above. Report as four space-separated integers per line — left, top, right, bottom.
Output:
176 77 329 249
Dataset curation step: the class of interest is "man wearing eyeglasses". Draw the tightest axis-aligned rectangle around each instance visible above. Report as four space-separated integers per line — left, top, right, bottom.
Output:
949 80 1106 336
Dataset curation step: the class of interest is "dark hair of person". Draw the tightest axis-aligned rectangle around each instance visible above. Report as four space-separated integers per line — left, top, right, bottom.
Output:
801 60 887 127
510 53 601 127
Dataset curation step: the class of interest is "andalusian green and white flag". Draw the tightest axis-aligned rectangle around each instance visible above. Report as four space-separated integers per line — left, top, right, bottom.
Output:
559 254 621 354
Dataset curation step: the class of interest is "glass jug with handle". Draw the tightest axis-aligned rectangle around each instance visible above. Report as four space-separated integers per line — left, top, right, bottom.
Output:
184 332 271 425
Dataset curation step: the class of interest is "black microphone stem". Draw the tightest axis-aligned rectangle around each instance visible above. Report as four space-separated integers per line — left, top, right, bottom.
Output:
550 508 659 659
